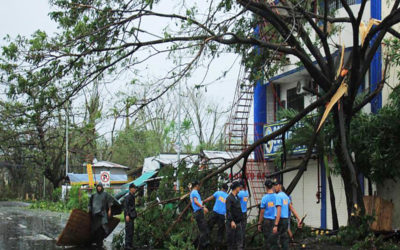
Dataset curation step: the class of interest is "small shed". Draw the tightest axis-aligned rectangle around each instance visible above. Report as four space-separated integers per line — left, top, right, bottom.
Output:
89 160 129 175
67 173 128 188
68 160 130 188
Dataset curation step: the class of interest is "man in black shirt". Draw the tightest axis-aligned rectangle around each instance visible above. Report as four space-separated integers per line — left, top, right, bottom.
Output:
226 181 243 250
124 183 137 250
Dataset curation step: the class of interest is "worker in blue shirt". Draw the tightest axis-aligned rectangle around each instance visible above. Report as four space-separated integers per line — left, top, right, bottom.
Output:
258 179 281 250
274 180 302 250
204 183 229 247
190 180 210 249
237 180 249 248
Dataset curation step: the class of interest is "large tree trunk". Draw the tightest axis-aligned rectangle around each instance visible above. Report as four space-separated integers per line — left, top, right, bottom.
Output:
327 174 339 230
332 101 365 226
336 157 365 226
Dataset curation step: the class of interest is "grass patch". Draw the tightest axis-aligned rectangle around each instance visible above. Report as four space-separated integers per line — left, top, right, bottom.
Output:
29 185 89 213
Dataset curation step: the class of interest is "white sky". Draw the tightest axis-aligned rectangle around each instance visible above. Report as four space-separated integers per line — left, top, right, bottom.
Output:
0 1 241 143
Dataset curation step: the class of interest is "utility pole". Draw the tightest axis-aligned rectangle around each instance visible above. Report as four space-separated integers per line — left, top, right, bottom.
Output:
65 103 69 177
176 55 183 192
126 101 130 129
177 75 182 191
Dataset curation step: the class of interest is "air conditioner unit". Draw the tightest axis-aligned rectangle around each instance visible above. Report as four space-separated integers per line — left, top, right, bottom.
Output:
296 79 311 95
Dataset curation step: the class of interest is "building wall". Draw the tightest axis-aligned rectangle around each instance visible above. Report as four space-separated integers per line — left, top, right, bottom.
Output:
272 4 371 77
325 171 349 229
282 159 348 229
266 84 276 123
93 167 127 175
283 159 321 228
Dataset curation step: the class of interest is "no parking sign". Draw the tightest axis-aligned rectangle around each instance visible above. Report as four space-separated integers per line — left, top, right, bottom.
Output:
100 171 111 187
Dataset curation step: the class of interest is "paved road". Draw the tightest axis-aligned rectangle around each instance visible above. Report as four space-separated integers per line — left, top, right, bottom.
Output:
0 201 122 250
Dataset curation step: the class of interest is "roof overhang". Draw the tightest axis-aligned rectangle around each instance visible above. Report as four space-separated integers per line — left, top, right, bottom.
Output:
267 47 353 85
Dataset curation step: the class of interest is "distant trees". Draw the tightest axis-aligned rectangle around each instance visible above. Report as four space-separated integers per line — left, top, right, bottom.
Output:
183 89 226 151
105 88 227 169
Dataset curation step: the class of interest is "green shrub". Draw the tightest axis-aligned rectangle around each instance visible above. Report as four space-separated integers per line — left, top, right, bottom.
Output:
66 185 89 211
351 233 400 250
0 185 14 200
29 200 67 212
30 185 90 212
52 187 62 202
112 229 125 249
337 215 374 246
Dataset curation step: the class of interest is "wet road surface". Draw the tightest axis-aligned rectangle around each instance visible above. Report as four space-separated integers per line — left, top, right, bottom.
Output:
0 201 356 250
0 201 123 250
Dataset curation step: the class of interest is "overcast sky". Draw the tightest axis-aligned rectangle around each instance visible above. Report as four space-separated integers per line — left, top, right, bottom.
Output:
0 1 243 142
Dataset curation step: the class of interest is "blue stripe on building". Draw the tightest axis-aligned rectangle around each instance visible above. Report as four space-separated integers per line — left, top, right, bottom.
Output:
253 25 267 161
254 80 267 161
370 0 382 113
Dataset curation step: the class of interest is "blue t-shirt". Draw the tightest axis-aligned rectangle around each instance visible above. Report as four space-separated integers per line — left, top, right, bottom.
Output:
238 190 249 213
190 190 203 212
260 193 278 219
212 191 228 215
276 191 291 218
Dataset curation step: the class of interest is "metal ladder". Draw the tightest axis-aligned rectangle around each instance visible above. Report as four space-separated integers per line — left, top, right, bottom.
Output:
225 66 253 151
224 67 268 204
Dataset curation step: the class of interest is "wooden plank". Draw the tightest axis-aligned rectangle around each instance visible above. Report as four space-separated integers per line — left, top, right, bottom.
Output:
363 196 393 232
381 199 393 231
56 209 120 246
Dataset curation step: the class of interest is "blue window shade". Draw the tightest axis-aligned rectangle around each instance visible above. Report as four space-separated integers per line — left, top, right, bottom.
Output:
114 171 157 200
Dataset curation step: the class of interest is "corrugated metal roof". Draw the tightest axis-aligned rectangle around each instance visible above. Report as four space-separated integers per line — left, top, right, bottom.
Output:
81 161 129 169
142 154 198 173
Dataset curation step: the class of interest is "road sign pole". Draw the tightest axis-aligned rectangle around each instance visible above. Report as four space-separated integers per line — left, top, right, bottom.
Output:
87 164 94 187
65 103 69 177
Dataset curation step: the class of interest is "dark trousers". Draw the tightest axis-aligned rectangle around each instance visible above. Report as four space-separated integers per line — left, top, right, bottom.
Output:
92 226 106 246
90 215 108 247
208 211 225 246
262 219 279 250
125 219 134 250
278 218 289 250
194 209 210 249
240 212 247 248
226 221 243 250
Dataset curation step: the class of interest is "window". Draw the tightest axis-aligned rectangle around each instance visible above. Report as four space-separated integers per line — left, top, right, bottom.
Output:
286 87 304 112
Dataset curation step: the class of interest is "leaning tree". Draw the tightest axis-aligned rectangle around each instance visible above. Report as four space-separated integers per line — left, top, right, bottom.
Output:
2 0 400 225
